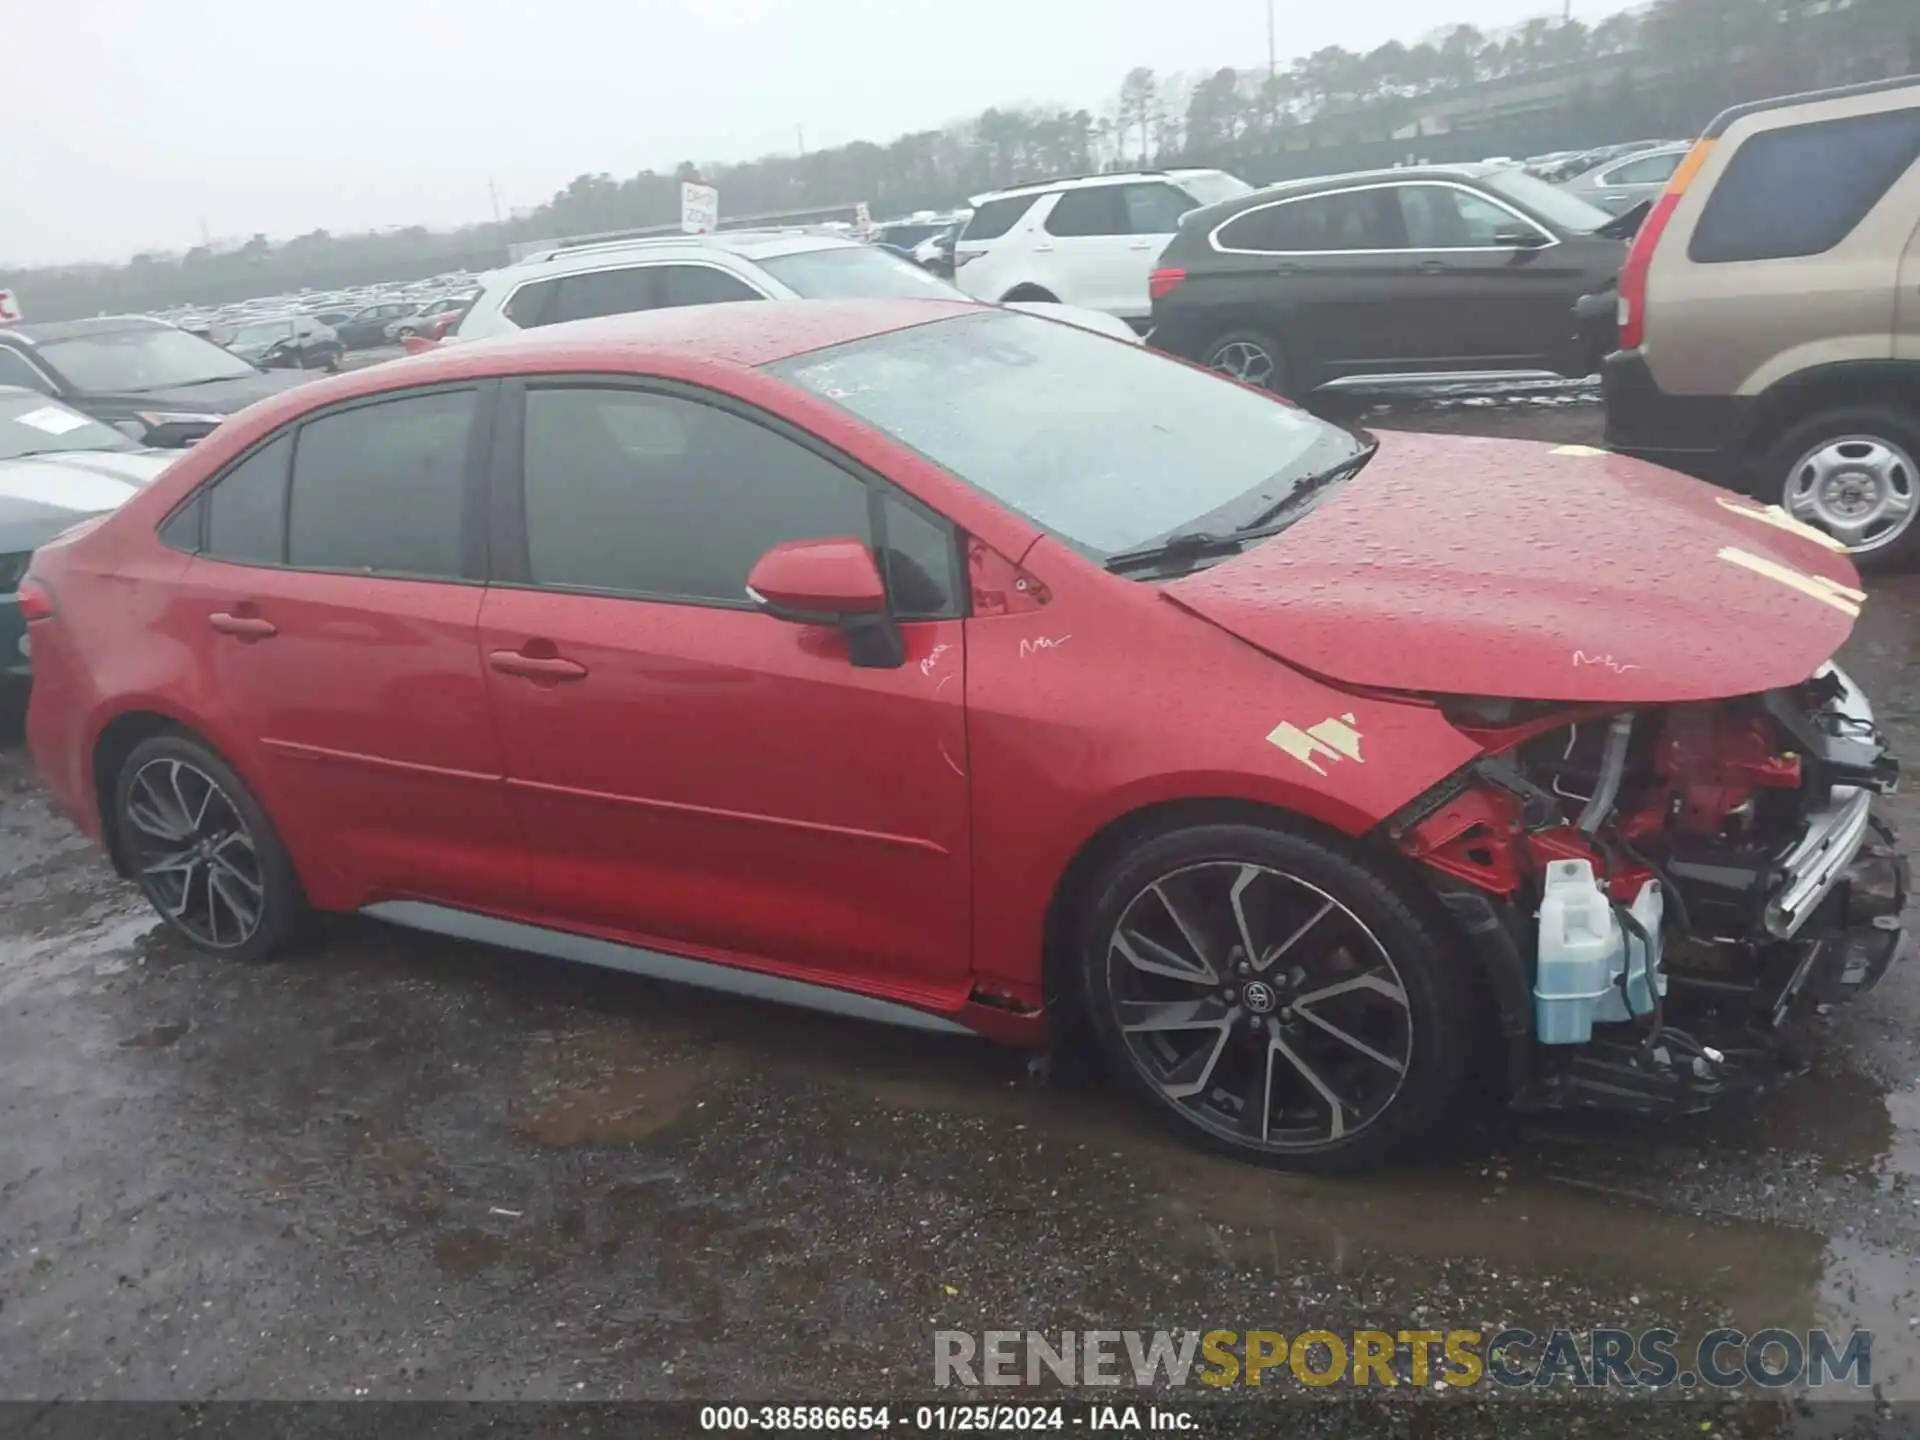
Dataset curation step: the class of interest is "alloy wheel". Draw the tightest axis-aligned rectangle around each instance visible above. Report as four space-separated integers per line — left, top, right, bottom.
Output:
1783 434 1917 554
1208 340 1275 389
1104 862 1412 1151
123 757 266 949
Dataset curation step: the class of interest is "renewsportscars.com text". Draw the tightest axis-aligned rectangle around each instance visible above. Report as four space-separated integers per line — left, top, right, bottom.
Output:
933 1328 1873 1390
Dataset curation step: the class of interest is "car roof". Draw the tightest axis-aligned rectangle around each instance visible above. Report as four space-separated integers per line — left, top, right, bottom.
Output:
969 168 1232 205
1175 162 1517 224
10 314 172 343
1703 71 1918 137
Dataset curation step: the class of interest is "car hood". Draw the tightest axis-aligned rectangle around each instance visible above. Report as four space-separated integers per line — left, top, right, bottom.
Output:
84 367 314 416
1162 432 1865 704
0 448 173 553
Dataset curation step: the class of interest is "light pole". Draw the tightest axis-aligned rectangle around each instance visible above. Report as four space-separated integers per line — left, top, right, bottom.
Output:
1266 0 1278 135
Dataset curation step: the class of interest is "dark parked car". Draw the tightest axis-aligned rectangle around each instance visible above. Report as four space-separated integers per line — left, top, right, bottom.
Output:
0 316 313 447
1148 163 1634 398
329 301 418 349
222 315 344 372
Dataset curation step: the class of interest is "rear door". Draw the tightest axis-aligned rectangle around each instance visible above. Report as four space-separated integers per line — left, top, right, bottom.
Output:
1039 187 1140 316
1589 150 1684 215
476 378 972 995
170 385 524 912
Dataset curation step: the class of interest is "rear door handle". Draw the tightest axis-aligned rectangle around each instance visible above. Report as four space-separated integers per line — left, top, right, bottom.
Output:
1128 240 1156 250
488 649 588 683
1418 259 1450 274
208 611 276 639
1032 243 1055 253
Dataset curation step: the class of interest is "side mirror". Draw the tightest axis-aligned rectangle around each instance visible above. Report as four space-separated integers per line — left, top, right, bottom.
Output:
746 537 903 669
1493 223 1550 249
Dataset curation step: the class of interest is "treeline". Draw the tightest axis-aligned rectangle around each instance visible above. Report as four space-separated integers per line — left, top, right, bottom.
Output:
12 0 1912 321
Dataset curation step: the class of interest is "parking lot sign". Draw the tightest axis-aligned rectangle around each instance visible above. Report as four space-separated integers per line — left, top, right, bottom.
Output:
0 290 19 325
680 183 719 235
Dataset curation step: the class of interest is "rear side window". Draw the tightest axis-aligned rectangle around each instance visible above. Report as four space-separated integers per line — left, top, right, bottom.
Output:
548 267 657 325
1606 151 1682 186
1045 188 1125 238
959 195 1039 242
503 279 558 328
1216 189 1405 252
204 435 292 565
1690 108 1920 263
287 389 476 578
655 265 764 308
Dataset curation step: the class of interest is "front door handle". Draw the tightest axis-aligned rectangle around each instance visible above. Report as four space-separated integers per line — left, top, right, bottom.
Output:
1128 240 1156 250
208 611 276 639
488 649 588 683
1418 259 1450 274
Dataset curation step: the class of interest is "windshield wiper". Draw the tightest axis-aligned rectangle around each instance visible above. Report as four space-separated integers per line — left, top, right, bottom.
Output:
1237 441 1379 530
1104 522 1291 575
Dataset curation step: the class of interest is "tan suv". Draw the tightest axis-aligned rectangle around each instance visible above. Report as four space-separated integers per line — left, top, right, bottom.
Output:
1605 74 1920 569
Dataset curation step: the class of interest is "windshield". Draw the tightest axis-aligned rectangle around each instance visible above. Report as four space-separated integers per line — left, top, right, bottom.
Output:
37 326 256 391
0 392 134 459
768 309 1364 557
760 246 962 300
229 320 292 346
1177 172 1256 206
1481 168 1613 234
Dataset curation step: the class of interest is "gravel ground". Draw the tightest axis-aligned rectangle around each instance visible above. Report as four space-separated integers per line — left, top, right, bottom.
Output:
1 395 1915 1438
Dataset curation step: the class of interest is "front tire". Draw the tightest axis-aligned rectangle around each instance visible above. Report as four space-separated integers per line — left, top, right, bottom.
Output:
112 734 303 962
1075 821 1471 1172
1202 329 1290 396
1761 406 1920 571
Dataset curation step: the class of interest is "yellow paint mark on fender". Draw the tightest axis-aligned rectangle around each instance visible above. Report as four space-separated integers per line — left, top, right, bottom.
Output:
1549 444 1609 456
1267 713 1366 776
1716 547 1863 617
1714 495 1849 553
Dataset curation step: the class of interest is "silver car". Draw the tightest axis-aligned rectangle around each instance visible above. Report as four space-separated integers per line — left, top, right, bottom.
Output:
1557 144 1690 216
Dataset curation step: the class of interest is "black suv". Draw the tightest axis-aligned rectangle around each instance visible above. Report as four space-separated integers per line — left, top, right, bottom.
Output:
1148 163 1634 398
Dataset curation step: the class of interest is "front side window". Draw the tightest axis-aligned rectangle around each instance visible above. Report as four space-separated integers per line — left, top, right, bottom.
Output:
205 435 293 564
770 309 1365 558
287 389 475 578
548 267 657 325
519 386 877 606
1399 186 1543 248
1122 183 1196 235
1044 188 1125 238
958 195 1039 242
655 265 765 308
1690 108 1920 264
1606 151 1683 186
35 327 255 391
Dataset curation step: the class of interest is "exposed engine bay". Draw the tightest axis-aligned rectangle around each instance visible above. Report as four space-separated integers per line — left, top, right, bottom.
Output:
1386 664 1910 1114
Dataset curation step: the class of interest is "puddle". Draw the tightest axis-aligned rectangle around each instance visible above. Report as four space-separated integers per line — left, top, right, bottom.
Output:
512 1021 737 1147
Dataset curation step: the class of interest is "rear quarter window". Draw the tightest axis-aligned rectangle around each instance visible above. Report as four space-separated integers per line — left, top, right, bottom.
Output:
1689 107 1920 263
959 195 1040 242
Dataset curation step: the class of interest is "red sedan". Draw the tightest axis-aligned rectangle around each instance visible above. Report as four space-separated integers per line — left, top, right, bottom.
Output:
21 300 1907 1171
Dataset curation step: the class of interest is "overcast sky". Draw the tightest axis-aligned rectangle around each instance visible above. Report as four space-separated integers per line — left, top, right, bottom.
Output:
0 0 1635 267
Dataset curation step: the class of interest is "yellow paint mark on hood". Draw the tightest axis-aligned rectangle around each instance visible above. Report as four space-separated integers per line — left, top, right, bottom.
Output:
1715 495 1849 554
1717 547 1862 617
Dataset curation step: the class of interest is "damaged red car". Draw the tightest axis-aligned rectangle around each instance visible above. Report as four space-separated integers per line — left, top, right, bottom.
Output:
21 300 1909 1171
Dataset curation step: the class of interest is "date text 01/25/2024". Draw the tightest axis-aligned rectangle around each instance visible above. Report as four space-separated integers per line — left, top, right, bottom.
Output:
699 1407 1186 1432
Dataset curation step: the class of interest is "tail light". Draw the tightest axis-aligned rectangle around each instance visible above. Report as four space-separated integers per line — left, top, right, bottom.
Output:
1149 267 1187 302
17 574 56 622
1617 139 1714 351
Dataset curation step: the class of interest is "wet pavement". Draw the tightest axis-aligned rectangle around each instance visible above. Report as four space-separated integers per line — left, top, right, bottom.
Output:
1 400 1917 1431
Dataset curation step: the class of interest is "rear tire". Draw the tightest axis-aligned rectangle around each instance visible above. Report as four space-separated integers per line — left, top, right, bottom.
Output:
1201 329 1291 396
1000 285 1060 304
112 734 304 963
1075 820 1471 1173
1760 406 1920 572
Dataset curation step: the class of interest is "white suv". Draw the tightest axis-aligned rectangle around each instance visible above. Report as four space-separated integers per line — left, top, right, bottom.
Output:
449 230 1140 345
952 169 1253 324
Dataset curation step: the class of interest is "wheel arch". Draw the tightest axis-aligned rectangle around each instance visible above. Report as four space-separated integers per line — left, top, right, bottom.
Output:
90 703 269 880
999 284 1060 304
1742 359 1920 461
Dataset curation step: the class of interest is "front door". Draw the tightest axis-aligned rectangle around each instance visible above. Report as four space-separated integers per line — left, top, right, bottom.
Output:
478 380 972 997
173 387 525 911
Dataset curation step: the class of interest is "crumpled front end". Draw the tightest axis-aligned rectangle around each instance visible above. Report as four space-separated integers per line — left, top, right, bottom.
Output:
1384 664 1908 1114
